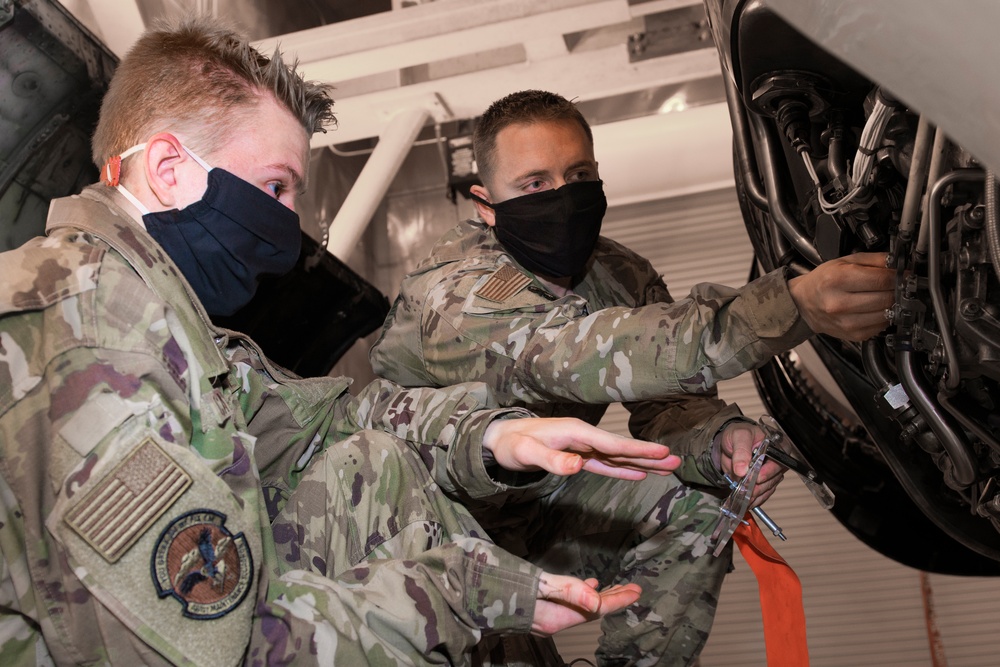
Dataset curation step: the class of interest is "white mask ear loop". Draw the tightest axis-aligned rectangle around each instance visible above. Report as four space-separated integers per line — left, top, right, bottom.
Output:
112 142 214 218
181 145 213 173
114 143 151 216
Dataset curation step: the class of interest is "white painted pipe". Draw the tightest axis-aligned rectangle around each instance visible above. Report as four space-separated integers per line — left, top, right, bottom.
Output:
326 106 430 260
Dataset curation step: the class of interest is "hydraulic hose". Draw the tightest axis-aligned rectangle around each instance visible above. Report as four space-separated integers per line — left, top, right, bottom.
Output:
827 113 848 183
984 169 1000 282
896 348 977 487
722 66 769 213
916 128 950 256
862 338 895 389
748 112 823 266
928 169 982 390
898 115 934 239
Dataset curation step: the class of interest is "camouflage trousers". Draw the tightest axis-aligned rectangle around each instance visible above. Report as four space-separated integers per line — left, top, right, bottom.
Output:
268 429 543 666
473 469 732 667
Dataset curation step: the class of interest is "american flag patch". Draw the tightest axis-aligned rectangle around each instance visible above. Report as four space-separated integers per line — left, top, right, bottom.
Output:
66 438 192 563
475 265 532 302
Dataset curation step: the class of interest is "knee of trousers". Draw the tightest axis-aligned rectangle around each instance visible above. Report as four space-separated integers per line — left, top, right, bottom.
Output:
321 429 443 520
321 431 483 560
274 430 451 570
547 471 723 540
636 478 725 538
607 490 723 583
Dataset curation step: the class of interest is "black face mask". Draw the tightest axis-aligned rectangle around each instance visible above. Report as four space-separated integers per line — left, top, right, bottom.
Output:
474 180 607 278
142 168 301 316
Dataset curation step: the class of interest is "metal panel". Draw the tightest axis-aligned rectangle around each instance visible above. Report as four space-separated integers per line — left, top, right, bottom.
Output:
765 0 1000 174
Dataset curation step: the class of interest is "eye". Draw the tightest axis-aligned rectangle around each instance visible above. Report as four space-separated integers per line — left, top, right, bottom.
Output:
567 169 594 183
523 179 547 193
266 181 284 198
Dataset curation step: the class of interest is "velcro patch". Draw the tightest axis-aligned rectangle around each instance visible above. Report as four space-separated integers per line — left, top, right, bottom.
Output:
152 509 253 620
474 265 532 303
65 438 192 563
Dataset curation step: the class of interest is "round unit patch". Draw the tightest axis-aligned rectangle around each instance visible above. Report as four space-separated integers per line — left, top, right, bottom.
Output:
152 509 253 619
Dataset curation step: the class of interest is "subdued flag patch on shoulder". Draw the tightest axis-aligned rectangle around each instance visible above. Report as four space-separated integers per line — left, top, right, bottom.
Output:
475 265 532 303
65 438 192 563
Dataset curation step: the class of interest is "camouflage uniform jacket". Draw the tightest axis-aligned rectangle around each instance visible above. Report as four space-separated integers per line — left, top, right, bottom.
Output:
371 218 814 487
0 187 562 666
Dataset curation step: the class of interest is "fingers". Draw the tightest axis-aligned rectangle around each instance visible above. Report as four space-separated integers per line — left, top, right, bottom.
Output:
716 424 789 506
593 584 643 616
727 425 756 478
756 459 786 485
832 252 896 290
581 460 649 480
749 460 785 507
555 420 673 459
537 573 601 613
838 252 896 290
531 573 642 636
717 422 763 478
843 252 889 267
484 417 678 477
788 254 897 341
525 447 586 477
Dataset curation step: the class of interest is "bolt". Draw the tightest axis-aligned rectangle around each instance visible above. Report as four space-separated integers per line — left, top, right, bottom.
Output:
960 299 983 320
965 204 985 229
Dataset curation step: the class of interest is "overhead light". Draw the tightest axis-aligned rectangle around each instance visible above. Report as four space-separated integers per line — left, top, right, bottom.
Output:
659 93 689 113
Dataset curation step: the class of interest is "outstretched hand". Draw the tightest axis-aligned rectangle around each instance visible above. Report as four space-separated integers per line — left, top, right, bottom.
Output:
788 252 895 341
712 421 785 507
483 417 680 481
531 573 642 636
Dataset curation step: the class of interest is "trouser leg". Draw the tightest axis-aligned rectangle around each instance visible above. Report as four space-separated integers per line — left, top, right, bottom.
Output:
525 472 731 667
265 430 540 666
272 429 491 576
254 538 541 667
468 497 568 666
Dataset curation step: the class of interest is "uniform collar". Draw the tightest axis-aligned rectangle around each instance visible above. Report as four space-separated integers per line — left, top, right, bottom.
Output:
45 184 229 379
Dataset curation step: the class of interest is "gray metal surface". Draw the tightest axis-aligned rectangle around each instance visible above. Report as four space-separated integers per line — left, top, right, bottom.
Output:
765 0 1000 172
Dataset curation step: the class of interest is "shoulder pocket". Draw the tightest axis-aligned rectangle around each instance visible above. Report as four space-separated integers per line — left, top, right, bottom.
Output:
463 268 546 315
48 428 259 667
0 236 103 315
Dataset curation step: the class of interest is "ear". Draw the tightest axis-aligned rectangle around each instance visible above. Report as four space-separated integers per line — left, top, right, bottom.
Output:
469 183 497 226
142 132 192 209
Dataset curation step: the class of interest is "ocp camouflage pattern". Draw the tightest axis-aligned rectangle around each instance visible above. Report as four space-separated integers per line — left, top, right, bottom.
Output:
0 187 561 666
370 218 813 666
371 219 811 412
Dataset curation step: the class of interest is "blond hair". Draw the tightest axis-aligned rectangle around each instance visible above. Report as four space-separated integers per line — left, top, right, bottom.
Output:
92 17 335 168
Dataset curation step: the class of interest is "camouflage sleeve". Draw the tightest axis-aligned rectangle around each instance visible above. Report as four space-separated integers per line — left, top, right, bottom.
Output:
372 259 812 408
619 257 743 488
252 538 539 666
617 250 742 487
626 396 745 488
330 378 564 504
0 252 264 664
226 336 563 509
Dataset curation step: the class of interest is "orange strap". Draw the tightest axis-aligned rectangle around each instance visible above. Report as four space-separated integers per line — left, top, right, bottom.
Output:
733 515 810 666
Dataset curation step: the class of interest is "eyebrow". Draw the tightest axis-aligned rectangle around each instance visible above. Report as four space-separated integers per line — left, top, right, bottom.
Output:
510 168 550 185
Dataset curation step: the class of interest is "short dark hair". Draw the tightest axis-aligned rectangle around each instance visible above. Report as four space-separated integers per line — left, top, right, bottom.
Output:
473 90 593 190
